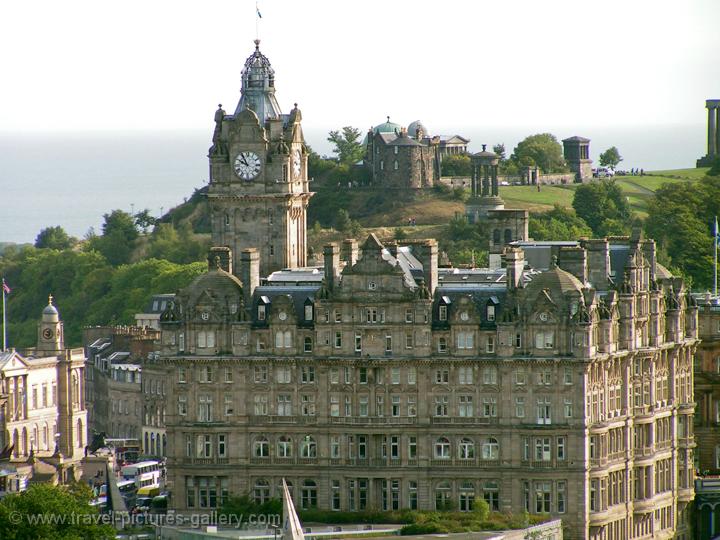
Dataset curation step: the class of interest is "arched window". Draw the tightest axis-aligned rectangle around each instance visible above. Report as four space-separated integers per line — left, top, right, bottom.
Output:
42 423 48 450
254 436 270 458
301 480 318 509
144 432 150 453
254 479 271 504
435 437 451 459
483 480 500 511
492 229 501 244
13 429 19 458
21 427 28 456
504 228 512 244
32 425 38 452
459 480 476 511
435 480 452 510
277 436 292 458
482 437 499 460
300 436 317 458
459 437 475 459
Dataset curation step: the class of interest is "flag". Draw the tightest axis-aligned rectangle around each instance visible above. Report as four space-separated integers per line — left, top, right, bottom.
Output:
257 7 262 18
1 279 9 294
715 216 719 243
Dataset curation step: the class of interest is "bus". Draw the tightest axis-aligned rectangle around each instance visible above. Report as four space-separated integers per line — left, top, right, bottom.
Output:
121 460 161 491
105 438 141 464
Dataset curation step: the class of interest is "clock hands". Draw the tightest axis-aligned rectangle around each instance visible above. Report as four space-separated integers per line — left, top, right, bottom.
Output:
240 154 249 166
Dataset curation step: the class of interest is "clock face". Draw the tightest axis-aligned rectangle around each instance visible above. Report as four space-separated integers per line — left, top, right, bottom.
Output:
278 311 287 321
42 328 53 339
292 149 302 178
233 151 262 180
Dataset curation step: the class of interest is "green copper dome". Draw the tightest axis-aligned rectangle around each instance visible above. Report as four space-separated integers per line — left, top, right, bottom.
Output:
372 116 402 135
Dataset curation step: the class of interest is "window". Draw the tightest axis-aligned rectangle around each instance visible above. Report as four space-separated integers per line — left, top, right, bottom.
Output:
409 481 418 510
376 395 384 416
334 309 341 323
487 305 496 321
257 304 266 321
301 395 316 416
344 396 352 416
564 398 573 418
535 482 551 513
391 368 400 384
435 481 452 510
405 309 413 323
458 366 473 385
277 436 292 458
330 437 340 459
224 394 233 416
514 369 526 385
459 438 475 459
482 438 499 460
483 481 500 511
434 396 449 416
435 437 451 459
344 367 352 384
276 366 291 384
435 369 449 384
486 336 495 353
359 368 368 384
557 481 566 513
394 146 398 155
535 330 555 349
224 367 233 383
197 330 216 348
277 394 292 416
563 367 573 384
365 307 378 323
304 304 313 321
537 398 552 425
459 395 473 417
300 436 317 458
515 333 522 348
198 395 212 422
482 366 497 385
359 395 369 416
482 397 497 417
329 368 340 384
178 367 187 383
457 331 474 349
254 395 268 415
535 438 551 461
334 332 342 348
301 366 315 383
178 396 187 416
537 369 552 385
409 436 417 458
331 480 341 510
390 436 399 459
391 395 400 416
254 366 267 383
515 397 525 418
557 436 566 460
407 396 417 416
330 396 340 417
358 436 367 459
304 337 313 353
254 436 269 457
439 305 448 321
405 333 413 349
407 367 417 385
199 366 213 383
385 334 392 352
438 337 447 353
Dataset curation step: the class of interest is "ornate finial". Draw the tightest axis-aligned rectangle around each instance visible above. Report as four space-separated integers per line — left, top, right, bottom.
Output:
218 103 222 109
387 116 390 123
482 144 487 151
294 103 298 109
48 294 54 306
254 39 260 50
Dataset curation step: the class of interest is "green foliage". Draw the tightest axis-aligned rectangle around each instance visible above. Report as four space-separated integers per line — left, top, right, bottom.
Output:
572 180 632 236
134 208 158 233
492 144 506 161
0 245 204 348
219 495 282 521
452 187 470 202
146 223 210 264
87 209 140 266
101 209 138 241
599 146 623 170
442 216 489 267
511 133 568 174
529 205 593 241
0 483 114 539
441 154 472 176
334 209 353 233
472 498 490 522
645 174 720 288
327 126 365 165
394 227 408 240
34 226 75 250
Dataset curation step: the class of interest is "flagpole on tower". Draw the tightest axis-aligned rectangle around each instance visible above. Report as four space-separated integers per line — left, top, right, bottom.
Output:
1 278 9 352
256 1 262 41
714 216 718 298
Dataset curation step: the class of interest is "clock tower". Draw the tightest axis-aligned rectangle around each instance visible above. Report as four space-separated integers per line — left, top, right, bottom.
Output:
37 294 64 354
207 40 313 278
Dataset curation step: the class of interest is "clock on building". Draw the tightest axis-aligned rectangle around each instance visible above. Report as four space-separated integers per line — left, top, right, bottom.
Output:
292 149 302 178
233 151 262 180
42 328 54 339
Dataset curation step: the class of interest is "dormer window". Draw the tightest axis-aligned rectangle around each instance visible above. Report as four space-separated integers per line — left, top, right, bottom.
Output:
304 304 313 321
393 160 399 170
258 305 266 321
487 305 495 322
439 306 448 321
394 146 398 155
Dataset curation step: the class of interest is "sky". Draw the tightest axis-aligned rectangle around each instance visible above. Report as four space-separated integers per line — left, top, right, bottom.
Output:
2 0 719 136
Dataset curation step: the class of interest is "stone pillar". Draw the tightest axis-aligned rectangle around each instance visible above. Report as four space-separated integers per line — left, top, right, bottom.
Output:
709 104 717 158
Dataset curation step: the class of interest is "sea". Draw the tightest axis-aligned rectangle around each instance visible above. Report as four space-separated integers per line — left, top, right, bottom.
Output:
0 123 706 245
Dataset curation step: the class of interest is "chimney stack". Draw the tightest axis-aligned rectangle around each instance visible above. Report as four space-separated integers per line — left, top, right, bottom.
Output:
323 243 341 290
582 239 610 289
416 240 438 294
240 249 260 308
208 246 232 274
558 246 587 284
504 247 525 290
342 239 359 266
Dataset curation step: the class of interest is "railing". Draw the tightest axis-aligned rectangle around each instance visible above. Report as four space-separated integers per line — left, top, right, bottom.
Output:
430 416 496 425
329 416 416 425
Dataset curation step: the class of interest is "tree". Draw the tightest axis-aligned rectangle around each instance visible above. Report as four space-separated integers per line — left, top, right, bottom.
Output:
102 209 138 241
572 180 632 237
34 226 75 250
441 154 472 176
327 126 364 165
0 483 114 539
492 143 506 161
529 205 593 241
511 133 568 174
134 208 158 233
334 209 353 233
599 147 623 170
88 210 140 265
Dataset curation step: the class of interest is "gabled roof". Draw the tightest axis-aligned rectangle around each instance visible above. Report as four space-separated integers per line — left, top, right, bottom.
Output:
562 135 590 143
0 350 29 372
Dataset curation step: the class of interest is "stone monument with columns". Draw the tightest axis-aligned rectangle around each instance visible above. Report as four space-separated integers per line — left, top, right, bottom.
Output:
465 145 528 269
697 99 720 167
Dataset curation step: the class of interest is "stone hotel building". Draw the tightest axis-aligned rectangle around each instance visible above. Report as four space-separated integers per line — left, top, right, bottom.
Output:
159 41 698 540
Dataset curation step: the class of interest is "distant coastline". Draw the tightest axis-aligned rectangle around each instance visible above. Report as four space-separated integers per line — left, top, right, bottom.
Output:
0 123 705 244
